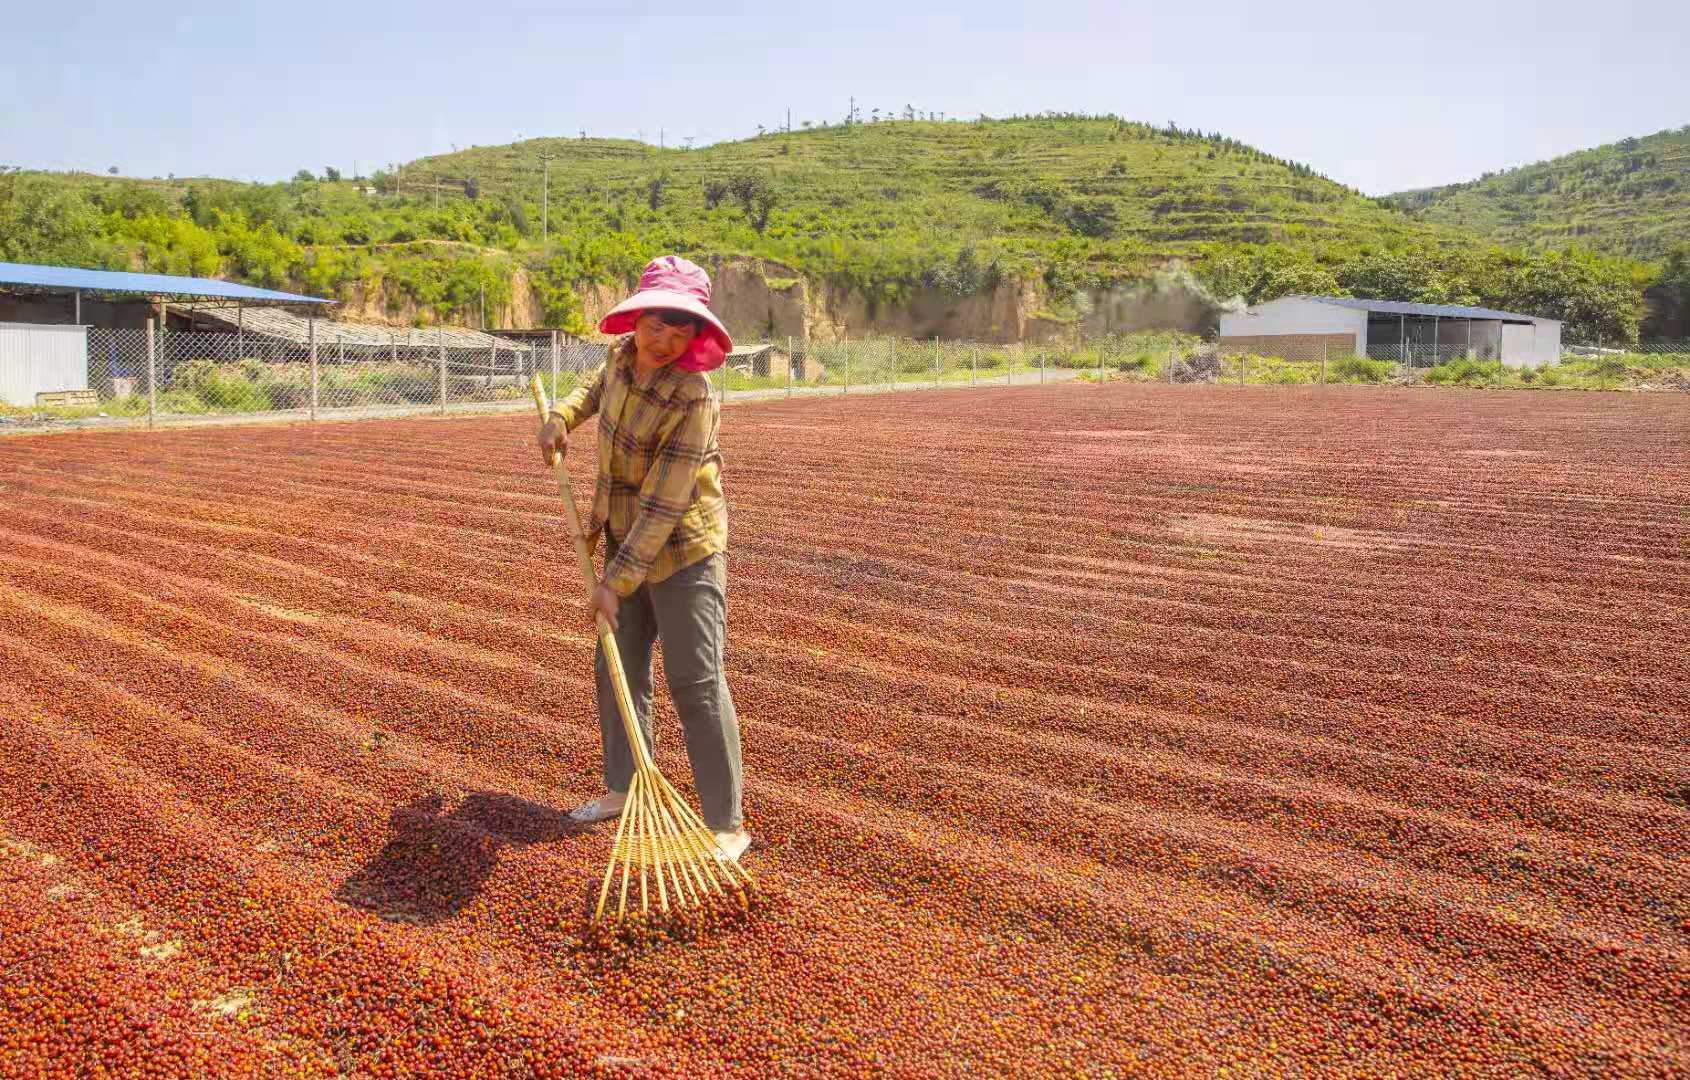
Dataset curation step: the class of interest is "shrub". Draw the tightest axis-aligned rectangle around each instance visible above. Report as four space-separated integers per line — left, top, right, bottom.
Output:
1589 357 1628 384
1258 361 1312 385
170 359 268 411
1328 356 1391 383
1425 358 1504 386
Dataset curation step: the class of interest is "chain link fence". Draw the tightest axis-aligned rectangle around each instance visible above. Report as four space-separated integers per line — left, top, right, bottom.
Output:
68 325 599 424
712 337 1111 399
4 327 1686 429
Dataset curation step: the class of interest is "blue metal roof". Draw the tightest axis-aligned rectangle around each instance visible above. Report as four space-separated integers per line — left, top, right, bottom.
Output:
1288 295 1554 324
0 261 331 305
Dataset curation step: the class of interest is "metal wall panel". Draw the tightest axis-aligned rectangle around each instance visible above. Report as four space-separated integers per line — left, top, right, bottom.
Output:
0 322 90 405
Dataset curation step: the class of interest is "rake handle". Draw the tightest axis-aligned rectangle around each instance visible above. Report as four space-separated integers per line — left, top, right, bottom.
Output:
531 374 656 774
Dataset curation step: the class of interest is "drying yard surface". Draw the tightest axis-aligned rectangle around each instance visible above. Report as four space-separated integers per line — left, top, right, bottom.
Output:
1 384 1685 1076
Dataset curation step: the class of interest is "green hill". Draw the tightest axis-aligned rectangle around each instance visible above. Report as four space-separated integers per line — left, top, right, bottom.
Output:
403 115 1458 292
0 116 1653 341
1385 125 1690 258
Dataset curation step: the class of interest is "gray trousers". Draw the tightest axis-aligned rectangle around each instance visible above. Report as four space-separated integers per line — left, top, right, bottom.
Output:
596 534 743 832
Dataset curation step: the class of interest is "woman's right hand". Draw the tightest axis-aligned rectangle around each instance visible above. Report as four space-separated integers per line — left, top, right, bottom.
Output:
537 417 568 466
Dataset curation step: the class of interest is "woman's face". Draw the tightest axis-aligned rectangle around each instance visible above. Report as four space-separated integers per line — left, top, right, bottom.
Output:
634 309 700 364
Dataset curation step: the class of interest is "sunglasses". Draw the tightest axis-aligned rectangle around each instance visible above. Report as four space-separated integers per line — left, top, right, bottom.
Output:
646 309 700 331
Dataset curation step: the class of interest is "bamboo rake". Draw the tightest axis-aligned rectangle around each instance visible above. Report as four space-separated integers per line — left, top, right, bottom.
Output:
529 375 753 923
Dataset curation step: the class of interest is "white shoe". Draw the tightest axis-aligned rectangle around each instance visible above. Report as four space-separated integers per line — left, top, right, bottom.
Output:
713 828 752 862
567 790 627 824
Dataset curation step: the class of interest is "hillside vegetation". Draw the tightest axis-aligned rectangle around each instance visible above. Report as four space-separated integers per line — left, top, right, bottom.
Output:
1386 126 1690 258
0 116 1655 341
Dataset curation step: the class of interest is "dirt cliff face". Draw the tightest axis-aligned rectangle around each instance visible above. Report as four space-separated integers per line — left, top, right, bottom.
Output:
693 259 1224 344
694 259 1042 344
331 258 1223 342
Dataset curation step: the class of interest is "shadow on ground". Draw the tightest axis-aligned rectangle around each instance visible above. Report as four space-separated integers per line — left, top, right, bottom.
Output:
336 791 588 924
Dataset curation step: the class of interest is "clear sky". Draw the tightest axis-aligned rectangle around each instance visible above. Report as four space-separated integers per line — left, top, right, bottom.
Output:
4 0 1686 195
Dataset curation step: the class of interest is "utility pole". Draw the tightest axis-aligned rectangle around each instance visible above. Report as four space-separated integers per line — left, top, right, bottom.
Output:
786 107 792 133
660 128 665 149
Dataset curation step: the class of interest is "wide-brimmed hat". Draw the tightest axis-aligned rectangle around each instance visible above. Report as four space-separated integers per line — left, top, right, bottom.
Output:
598 255 733 372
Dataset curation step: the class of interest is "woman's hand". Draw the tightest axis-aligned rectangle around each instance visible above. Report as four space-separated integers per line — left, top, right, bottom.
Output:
591 582 620 631
537 417 568 466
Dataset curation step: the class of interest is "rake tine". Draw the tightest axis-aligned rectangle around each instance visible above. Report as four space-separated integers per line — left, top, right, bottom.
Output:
651 785 713 901
644 783 671 915
596 772 637 922
658 771 753 890
630 781 650 920
657 786 733 896
615 775 639 922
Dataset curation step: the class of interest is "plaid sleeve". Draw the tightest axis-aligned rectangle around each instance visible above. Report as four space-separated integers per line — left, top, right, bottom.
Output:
602 390 715 597
548 362 606 432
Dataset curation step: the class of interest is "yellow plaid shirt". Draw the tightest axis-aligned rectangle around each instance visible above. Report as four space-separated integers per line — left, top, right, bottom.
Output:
549 341 727 597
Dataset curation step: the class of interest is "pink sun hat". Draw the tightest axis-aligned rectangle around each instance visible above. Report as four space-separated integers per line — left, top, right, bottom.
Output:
598 255 734 372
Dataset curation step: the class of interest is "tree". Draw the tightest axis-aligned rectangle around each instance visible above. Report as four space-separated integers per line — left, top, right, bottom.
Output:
723 170 777 233
293 169 315 183
323 166 341 182
646 172 670 212
108 166 118 175
1642 243 1690 339
750 187 777 234
0 178 121 267
501 194 530 236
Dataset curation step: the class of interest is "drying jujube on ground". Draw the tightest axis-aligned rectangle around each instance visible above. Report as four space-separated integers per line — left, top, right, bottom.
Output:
0 384 1685 1076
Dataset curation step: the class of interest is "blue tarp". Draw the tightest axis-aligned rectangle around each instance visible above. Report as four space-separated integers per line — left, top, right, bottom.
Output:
0 261 331 305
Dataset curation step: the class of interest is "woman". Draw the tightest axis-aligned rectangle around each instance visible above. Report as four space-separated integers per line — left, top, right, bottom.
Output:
536 255 750 862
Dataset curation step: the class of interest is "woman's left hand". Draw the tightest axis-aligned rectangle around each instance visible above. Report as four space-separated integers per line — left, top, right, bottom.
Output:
591 582 620 631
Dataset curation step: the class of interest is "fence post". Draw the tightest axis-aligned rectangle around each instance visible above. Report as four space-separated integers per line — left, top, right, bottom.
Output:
437 328 447 413
971 346 977 386
786 335 793 399
145 317 157 428
1320 340 1328 386
1239 352 1246 387
844 342 851 396
550 330 560 397
1166 347 1175 385
932 342 939 390
1096 346 1103 382
308 317 319 420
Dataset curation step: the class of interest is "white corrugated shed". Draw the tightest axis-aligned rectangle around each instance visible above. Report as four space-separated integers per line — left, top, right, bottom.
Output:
0 323 89 406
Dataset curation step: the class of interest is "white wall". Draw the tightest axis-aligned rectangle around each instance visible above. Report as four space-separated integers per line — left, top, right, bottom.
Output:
1532 319 1562 366
0 323 90 406
1497 319 1561 367
1220 298 1368 344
